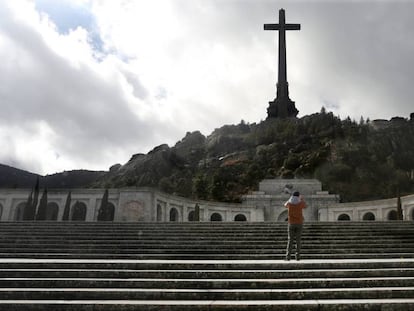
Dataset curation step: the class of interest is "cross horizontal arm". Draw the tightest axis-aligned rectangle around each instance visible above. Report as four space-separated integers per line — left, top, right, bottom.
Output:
264 23 301 31
286 24 300 31
264 24 280 30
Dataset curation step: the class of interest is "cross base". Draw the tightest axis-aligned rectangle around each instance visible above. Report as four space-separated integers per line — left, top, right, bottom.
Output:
267 96 298 119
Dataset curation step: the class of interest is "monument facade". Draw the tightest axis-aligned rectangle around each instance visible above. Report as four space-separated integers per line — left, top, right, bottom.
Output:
241 179 339 222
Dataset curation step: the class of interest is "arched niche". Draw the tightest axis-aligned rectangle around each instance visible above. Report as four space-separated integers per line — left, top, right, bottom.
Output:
14 202 26 221
234 214 247 222
338 213 351 221
45 202 59 221
210 212 223 222
97 202 115 221
362 212 375 221
387 210 398 221
188 211 196 221
169 208 179 222
71 201 87 221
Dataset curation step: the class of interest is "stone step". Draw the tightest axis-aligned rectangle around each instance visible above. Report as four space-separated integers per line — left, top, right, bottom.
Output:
1 252 413 260
1 239 412 245
1 221 411 226
1 244 412 251
1 234 412 240
1 267 414 279
2 220 408 227
1 225 411 230
0 299 413 310
1 232 412 237
1 287 414 300
3 239 412 245
2 258 413 270
1 227 413 234
1 233 412 239
0 248 413 256
2 276 414 289
2 226 412 231
1 241 412 248
7 233 408 238
1 224 412 229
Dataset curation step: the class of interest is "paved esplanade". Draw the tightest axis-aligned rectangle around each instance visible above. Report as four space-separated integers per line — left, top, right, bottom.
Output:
264 8 300 119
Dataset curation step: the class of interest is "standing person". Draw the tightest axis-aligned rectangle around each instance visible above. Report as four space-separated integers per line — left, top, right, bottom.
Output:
285 191 306 261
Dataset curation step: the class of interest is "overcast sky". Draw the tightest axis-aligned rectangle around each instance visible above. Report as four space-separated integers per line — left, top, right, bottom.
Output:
1 0 413 175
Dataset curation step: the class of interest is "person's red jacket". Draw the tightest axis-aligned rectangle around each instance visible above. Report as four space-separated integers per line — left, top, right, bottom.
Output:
285 196 306 224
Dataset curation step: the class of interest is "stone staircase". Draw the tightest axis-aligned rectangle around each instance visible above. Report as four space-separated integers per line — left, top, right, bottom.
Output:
0 221 414 310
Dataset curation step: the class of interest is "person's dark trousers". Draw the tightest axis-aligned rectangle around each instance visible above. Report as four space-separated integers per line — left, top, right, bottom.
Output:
286 224 303 260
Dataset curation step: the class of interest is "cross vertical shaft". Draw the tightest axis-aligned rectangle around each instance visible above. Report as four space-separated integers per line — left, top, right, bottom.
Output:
278 9 287 87
264 9 300 118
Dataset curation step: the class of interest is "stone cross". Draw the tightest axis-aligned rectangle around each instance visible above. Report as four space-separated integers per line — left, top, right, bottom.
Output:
264 9 300 118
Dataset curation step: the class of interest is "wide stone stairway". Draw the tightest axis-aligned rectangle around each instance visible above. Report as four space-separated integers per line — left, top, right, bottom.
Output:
0 221 414 310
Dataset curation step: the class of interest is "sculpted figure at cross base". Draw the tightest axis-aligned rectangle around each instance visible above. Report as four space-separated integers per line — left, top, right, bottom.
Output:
264 8 300 119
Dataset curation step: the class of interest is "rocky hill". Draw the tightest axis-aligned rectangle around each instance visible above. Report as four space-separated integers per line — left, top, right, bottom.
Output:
94 111 414 203
2 111 414 203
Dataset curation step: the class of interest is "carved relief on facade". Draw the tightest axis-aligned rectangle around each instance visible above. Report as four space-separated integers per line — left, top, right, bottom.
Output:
121 200 145 222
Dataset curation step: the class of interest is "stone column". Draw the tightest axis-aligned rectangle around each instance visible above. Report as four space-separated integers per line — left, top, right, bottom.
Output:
85 199 96 222
3 197 13 221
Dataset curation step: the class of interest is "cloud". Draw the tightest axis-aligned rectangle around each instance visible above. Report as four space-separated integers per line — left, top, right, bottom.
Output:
0 0 413 175
0 1 170 174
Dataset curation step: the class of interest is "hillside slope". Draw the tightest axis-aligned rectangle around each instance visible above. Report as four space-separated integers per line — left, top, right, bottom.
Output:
94 112 414 203
0 164 105 189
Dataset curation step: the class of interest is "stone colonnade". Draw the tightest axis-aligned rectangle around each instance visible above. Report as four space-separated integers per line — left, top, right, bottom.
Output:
1 186 414 222
319 194 414 221
0 188 262 222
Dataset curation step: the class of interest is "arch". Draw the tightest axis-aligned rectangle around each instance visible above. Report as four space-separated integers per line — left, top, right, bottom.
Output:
97 202 115 221
188 211 196 221
338 213 351 221
71 201 87 221
169 208 179 222
14 202 26 221
411 209 414 221
210 212 223 221
277 210 288 222
387 210 398 221
156 204 162 222
234 214 247 222
45 202 59 221
362 212 375 221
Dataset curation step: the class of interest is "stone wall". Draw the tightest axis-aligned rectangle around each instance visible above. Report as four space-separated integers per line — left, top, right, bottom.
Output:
154 191 263 222
1 183 413 222
0 188 260 222
319 194 414 221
